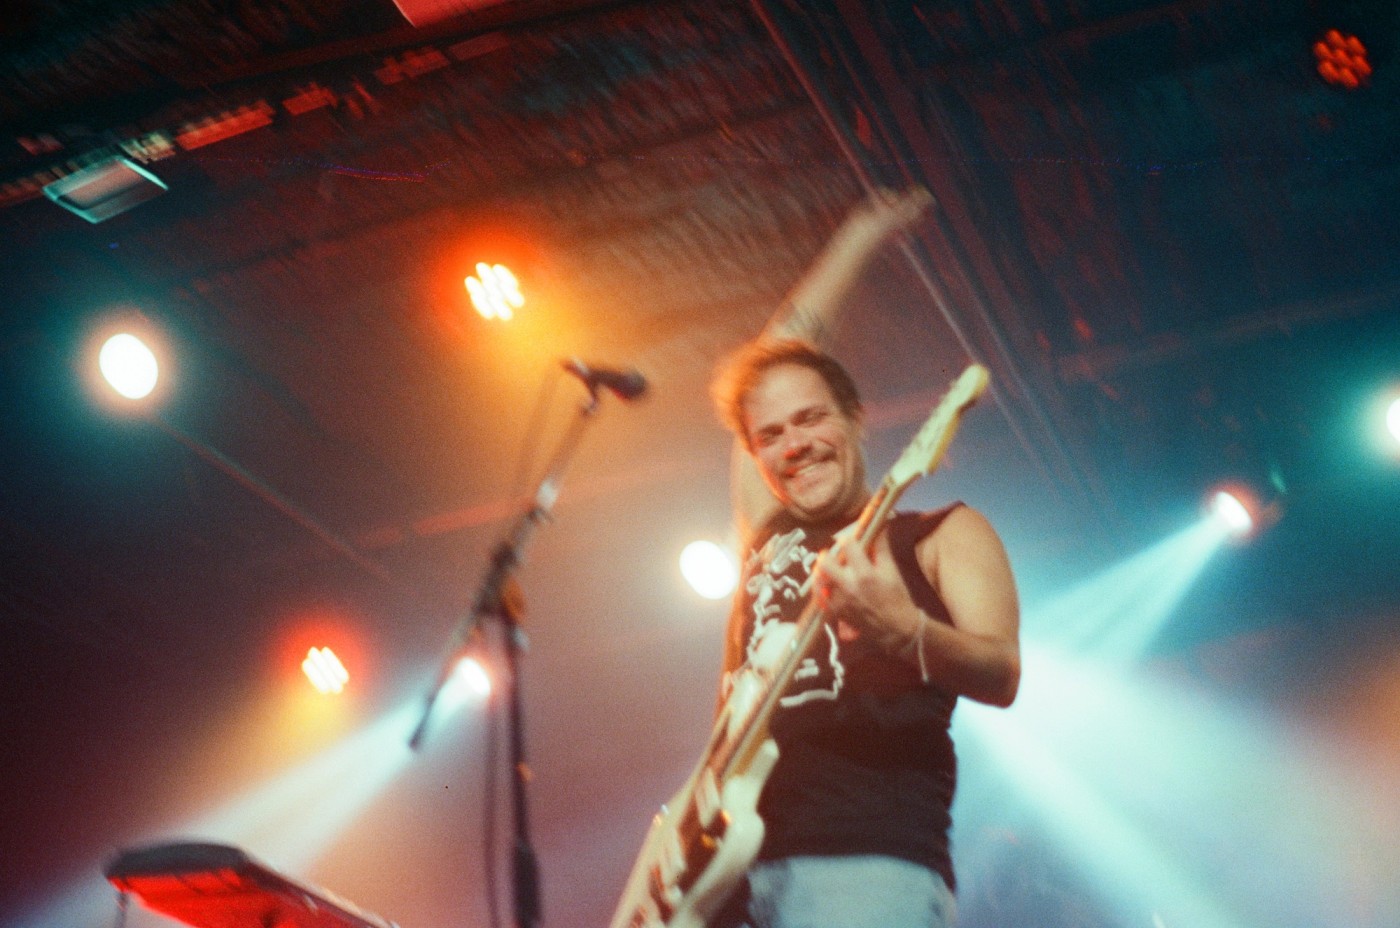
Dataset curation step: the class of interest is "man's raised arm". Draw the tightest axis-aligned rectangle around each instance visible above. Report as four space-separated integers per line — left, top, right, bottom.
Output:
728 187 934 538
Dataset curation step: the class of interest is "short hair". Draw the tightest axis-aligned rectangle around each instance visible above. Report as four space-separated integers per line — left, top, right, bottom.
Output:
711 338 863 449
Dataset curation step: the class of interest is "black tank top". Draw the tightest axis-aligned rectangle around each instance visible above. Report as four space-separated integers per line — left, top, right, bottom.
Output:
731 506 962 890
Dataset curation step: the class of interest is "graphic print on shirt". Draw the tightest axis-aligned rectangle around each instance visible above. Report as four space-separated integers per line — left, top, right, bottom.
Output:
742 527 845 708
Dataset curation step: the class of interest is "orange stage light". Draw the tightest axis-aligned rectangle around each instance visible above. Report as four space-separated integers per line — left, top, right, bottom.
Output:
274 610 372 697
302 646 349 694
465 262 524 320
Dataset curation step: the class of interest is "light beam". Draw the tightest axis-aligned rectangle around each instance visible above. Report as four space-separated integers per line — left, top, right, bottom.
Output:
15 704 419 928
1024 518 1227 662
959 646 1398 928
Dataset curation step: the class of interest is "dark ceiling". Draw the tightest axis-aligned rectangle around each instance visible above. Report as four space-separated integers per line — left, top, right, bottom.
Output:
3 2 1398 927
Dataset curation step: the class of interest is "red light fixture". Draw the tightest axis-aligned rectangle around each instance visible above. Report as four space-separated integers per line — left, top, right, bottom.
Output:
1313 29 1373 89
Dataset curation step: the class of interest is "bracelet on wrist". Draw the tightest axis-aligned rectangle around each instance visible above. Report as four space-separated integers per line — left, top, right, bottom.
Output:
899 610 932 684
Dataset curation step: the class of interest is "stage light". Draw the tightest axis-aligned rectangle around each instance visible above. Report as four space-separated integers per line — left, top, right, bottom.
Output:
1024 518 1227 662
453 656 492 698
1314 29 1372 89
98 332 159 399
43 155 168 223
437 655 492 717
1361 388 1400 460
301 646 349 695
680 540 738 600
1203 482 1278 543
1208 490 1253 538
465 262 523 320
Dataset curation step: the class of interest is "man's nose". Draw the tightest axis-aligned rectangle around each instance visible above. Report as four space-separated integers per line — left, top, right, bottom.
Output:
781 431 811 459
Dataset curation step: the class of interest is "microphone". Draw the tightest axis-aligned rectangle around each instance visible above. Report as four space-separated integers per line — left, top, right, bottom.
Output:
561 358 648 401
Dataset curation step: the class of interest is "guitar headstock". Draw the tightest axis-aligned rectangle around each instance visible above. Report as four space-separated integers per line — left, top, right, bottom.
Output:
885 364 990 492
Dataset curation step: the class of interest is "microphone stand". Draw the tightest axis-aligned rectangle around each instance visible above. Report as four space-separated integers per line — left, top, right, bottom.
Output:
409 387 609 928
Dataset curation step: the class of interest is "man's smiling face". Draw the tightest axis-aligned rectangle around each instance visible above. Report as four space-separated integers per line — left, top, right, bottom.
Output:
743 362 867 524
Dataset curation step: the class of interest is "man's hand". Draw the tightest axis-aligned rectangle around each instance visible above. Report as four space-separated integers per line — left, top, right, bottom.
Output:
847 186 936 240
817 530 923 654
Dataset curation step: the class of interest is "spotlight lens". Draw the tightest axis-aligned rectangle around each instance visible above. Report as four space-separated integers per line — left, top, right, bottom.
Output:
1386 397 1400 447
302 646 349 695
680 540 738 600
1210 491 1253 536
465 262 523 320
453 657 491 698
437 656 492 716
99 333 159 399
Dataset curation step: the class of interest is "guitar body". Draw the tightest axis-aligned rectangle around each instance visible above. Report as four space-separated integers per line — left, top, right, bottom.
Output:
667 740 775 928
609 738 778 928
608 365 989 928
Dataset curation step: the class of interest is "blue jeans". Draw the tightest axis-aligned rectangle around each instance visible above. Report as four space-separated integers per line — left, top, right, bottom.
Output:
741 855 956 928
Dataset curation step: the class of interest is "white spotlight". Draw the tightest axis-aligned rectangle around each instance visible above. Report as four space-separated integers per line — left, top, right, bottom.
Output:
98 332 159 399
680 540 738 600
450 656 492 699
458 656 492 697
1386 396 1400 448
1209 490 1253 538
